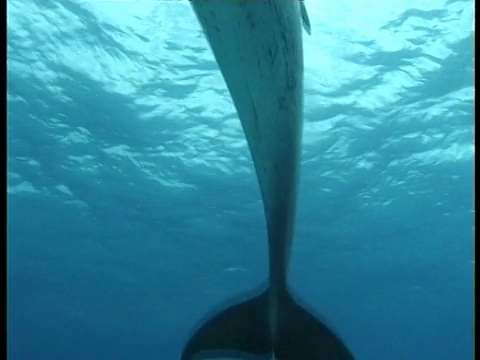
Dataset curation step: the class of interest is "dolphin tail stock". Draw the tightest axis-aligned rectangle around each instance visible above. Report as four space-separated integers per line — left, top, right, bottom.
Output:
181 287 354 360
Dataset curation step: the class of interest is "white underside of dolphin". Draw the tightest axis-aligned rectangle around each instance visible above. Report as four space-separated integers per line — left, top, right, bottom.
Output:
182 1 354 359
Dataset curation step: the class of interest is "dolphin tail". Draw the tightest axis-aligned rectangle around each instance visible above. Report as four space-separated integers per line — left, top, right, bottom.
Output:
181 288 354 360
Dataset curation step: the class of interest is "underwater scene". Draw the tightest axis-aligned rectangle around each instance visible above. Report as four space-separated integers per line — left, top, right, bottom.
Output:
7 0 474 359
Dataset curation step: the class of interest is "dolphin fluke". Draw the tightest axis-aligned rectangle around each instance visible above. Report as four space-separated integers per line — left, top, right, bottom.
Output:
274 290 354 359
181 288 354 360
181 290 270 359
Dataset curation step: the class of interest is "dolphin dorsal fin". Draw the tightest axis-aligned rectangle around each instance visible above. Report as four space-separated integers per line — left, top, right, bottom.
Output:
299 0 311 35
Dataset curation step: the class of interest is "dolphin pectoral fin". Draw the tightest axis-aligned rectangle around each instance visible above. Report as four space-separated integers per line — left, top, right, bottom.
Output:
181 290 271 360
275 290 355 360
299 0 311 35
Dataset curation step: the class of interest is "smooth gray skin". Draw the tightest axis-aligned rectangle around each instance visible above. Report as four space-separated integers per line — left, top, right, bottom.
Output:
190 0 304 304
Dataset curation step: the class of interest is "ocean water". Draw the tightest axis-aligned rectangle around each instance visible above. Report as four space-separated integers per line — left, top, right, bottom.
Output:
7 0 474 359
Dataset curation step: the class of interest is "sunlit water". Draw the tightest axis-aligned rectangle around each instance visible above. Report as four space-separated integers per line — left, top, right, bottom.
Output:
7 0 474 359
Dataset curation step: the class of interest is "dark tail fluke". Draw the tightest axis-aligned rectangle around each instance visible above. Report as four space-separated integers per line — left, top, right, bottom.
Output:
274 291 354 359
181 288 354 360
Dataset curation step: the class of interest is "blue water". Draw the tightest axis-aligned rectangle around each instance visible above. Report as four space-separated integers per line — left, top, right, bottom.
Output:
7 0 474 359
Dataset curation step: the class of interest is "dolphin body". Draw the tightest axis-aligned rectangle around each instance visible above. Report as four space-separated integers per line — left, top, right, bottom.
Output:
183 1 354 359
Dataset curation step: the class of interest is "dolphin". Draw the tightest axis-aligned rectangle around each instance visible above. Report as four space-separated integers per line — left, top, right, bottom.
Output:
182 1 354 359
